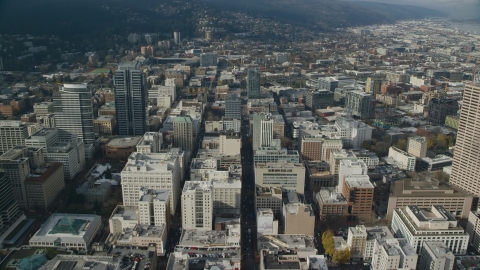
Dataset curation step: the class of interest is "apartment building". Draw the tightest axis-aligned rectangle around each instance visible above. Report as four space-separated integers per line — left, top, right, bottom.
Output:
181 181 213 231
418 241 454 270
371 238 417 270
386 147 416 171
137 188 170 227
407 136 427 158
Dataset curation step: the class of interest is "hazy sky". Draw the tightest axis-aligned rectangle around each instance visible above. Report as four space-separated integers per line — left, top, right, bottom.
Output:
349 0 480 18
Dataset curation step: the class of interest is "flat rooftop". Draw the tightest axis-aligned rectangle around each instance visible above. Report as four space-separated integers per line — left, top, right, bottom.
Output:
178 230 227 247
316 188 347 205
110 206 138 221
107 136 142 147
390 178 469 198
345 176 374 189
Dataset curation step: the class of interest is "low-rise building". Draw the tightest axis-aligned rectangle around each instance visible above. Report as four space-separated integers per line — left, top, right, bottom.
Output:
103 136 142 161
94 115 116 136
387 178 473 221
391 205 469 254
29 213 102 251
314 188 347 220
419 155 453 171
385 147 416 171
257 208 279 235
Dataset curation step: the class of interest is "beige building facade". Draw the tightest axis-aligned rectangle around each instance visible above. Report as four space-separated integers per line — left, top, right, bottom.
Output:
25 162 65 211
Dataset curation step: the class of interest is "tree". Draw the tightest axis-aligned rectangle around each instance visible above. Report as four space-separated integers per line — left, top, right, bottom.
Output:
396 138 407 151
434 170 450 182
361 140 372 151
105 167 112 179
322 230 335 256
436 134 447 149
427 134 437 149
332 248 351 264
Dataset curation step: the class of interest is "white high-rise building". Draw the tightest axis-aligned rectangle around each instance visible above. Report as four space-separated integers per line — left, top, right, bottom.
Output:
210 171 242 209
391 205 469 255
54 83 95 159
334 118 373 148
466 211 480 253
451 84 480 202
136 132 162 154
371 238 417 270
173 115 193 150
137 188 170 227
253 113 274 150
121 152 181 214
338 159 367 193
181 181 213 230
418 241 454 270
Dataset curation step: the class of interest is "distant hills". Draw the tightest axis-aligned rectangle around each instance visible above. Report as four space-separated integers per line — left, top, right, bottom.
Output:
0 0 443 40
202 0 444 30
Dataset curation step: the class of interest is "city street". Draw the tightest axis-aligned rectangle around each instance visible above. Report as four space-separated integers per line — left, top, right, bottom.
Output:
241 124 258 270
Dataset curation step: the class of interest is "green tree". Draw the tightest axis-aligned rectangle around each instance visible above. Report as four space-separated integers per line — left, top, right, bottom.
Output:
361 140 372 151
105 167 112 179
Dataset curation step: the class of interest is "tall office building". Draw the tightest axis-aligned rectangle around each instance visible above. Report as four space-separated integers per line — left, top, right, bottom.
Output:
114 61 147 136
0 172 23 236
450 84 480 201
54 83 95 159
247 66 261 99
199 52 218 67
252 113 273 150
0 121 28 155
305 89 334 111
365 77 382 96
225 93 242 119
173 115 193 150
121 152 181 213
345 90 373 119
0 146 31 209
173 31 181 45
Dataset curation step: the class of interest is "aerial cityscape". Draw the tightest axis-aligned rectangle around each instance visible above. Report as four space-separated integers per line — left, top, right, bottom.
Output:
0 0 480 269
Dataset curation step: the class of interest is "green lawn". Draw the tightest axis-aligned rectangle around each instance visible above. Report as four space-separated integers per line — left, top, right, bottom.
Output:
4 220 29 241
0 248 69 270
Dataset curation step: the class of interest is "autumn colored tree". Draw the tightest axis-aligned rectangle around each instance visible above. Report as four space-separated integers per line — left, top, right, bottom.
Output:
332 248 351 264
